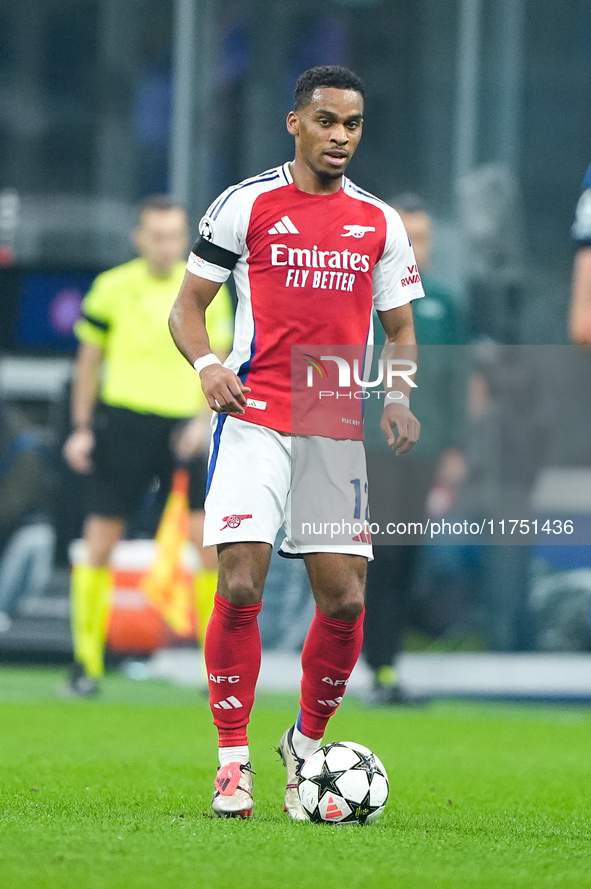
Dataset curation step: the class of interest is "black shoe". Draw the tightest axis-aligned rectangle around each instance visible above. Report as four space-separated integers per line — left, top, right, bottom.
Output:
59 662 100 698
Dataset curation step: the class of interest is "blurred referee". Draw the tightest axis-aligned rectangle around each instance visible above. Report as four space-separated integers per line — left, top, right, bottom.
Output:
62 195 233 695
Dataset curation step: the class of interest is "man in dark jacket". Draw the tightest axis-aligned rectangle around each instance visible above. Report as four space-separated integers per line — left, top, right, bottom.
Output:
363 195 466 703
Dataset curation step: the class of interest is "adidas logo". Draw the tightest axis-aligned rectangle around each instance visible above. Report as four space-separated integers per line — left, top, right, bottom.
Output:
213 695 243 710
325 796 343 819
317 696 343 708
268 215 299 235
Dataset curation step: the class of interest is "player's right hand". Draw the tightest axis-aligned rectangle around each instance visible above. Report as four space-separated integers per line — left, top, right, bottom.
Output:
199 364 251 414
63 428 95 473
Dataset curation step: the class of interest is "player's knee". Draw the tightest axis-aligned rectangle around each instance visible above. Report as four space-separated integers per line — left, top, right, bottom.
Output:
84 517 123 566
216 543 270 606
217 571 264 606
319 588 365 622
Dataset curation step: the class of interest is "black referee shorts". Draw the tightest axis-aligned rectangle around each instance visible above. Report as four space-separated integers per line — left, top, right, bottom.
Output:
85 403 208 522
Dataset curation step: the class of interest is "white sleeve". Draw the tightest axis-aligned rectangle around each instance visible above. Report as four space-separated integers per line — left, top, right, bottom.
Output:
372 205 425 311
186 251 231 283
186 185 251 283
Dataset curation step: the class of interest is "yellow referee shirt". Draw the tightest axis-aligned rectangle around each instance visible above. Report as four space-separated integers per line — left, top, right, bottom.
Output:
75 258 233 417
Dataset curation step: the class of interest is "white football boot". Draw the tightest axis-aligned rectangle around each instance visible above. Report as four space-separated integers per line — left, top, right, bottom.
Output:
211 762 255 818
277 726 308 821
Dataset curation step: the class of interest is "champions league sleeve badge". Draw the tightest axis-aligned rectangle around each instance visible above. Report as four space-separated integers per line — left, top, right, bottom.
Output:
199 218 214 242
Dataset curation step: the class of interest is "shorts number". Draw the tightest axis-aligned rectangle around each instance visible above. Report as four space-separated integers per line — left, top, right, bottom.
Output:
350 478 370 522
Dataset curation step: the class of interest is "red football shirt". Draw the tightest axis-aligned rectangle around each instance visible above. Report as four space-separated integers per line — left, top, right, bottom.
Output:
187 163 424 437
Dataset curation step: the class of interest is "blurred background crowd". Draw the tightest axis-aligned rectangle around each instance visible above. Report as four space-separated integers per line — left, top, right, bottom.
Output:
0 0 591 686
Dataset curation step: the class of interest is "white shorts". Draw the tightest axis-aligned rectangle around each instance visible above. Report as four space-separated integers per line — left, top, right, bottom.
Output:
203 415 372 559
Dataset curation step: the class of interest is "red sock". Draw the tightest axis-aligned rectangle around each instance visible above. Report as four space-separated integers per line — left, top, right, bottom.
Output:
298 607 365 740
204 593 262 747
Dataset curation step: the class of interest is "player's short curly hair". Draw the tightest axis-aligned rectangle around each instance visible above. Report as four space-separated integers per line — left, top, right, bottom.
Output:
138 194 185 216
293 66 365 110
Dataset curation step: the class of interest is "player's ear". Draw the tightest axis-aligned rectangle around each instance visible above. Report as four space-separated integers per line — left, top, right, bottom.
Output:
286 111 299 136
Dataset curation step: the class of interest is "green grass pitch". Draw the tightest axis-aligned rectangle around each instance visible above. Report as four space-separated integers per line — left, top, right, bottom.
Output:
1 667 590 889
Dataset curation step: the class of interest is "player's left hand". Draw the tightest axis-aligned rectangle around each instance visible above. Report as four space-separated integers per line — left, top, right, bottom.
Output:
379 401 420 454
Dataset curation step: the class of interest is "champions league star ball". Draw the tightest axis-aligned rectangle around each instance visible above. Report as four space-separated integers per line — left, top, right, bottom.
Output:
297 741 389 825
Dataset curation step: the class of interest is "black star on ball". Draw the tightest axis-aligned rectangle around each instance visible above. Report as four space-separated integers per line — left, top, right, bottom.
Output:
308 760 346 798
351 750 377 778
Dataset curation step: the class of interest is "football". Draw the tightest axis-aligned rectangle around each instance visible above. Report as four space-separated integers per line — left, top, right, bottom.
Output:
297 740 389 825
